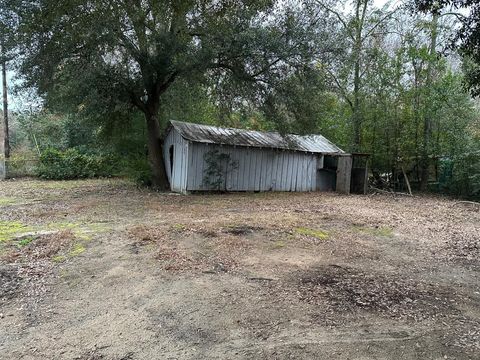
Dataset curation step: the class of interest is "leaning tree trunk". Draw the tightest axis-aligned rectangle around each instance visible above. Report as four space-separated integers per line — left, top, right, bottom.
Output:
145 111 169 190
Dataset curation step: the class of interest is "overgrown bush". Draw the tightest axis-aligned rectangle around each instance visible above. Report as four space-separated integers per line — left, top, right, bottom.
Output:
439 152 480 200
451 152 480 200
4 151 39 178
118 155 152 187
37 148 118 180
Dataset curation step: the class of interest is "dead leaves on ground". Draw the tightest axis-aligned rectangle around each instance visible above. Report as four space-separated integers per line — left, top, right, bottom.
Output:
1 230 76 263
0 230 77 304
292 264 463 321
126 224 250 273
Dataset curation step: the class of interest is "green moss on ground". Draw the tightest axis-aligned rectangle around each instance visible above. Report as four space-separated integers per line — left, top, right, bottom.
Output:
48 222 81 230
0 197 17 206
172 223 187 231
0 220 103 261
69 243 86 257
272 240 286 249
16 237 34 248
52 255 67 263
47 222 107 258
295 227 329 240
0 221 32 242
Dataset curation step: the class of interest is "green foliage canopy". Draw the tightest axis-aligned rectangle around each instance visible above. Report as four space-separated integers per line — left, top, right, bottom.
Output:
8 0 319 186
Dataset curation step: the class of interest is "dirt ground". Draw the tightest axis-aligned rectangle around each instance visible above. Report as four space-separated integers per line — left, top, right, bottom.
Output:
0 179 479 360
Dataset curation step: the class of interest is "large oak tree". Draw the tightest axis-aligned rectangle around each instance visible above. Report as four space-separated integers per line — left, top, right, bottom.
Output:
9 0 316 188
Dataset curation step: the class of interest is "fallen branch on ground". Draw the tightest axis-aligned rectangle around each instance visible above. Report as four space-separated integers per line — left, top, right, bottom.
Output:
248 277 276 282
370 186 413 197
452 201 480 211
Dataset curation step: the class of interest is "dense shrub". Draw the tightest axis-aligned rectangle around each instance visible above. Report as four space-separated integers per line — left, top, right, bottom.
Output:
37 148 118 180
117 155 152 187
4 151 39 178
451 152 480 200
439 152 480 200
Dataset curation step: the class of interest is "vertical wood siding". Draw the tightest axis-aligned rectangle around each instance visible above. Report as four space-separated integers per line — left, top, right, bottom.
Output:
163 128 189 193
185 142 317 192
336 156 353 194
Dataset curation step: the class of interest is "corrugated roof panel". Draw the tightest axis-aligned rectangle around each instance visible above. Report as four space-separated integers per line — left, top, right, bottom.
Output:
168 120 344 154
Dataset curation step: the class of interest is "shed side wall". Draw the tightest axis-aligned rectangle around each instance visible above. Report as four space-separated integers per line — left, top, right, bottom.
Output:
186 143 316 192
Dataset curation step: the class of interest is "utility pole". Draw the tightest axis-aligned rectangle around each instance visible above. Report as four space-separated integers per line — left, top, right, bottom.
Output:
0 42 8 180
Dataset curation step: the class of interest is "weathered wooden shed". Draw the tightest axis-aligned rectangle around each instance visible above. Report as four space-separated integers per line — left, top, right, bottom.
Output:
163 120 368 194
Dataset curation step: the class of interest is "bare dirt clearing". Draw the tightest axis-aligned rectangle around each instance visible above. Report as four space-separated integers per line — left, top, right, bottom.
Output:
0 179 479 359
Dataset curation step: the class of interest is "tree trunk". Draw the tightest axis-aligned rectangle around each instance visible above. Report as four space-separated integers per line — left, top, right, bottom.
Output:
2 53 9 159
351 0 368 152
419 12 438 191
352 57 361 150
413 61 421 184
145 111 169 190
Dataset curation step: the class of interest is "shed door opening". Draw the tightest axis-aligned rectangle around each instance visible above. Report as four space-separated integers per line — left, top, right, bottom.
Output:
169 145 174 177
350 155 369 194
317 155 337 191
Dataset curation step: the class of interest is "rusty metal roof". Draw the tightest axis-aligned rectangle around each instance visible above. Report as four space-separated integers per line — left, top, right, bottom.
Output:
169 120 344 154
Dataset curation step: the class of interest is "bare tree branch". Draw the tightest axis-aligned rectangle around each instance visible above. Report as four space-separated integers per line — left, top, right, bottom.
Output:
362 8 401 42
324 66 353 109
315 0 354 41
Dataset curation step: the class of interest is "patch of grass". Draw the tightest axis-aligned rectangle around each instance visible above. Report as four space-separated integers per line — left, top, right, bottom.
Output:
295 227 329 240
73 230 93 241
376 227 394 237
172 223 186 231
52 255 67 263
48 222 81 230
16 237 34 248
0 221 32 242
0 197 17 206
272 240 286 249
85 222 111 232
354 226 394 237
2 230 78 263
69 243 86 257
48 222 109 242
